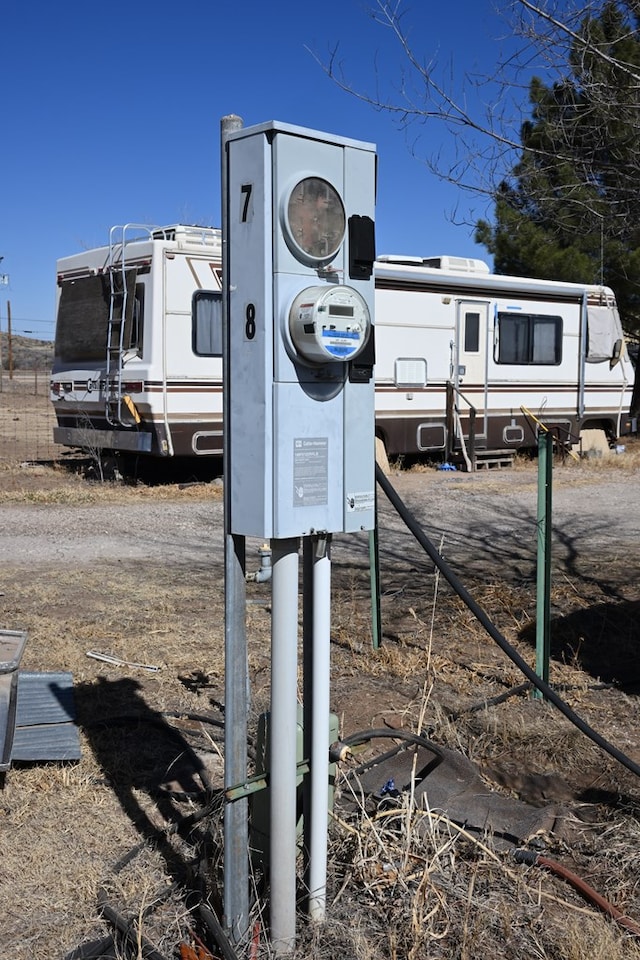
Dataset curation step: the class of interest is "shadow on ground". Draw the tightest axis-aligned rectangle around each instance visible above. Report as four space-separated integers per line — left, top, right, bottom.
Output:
73 677 217 885
521 599 640 692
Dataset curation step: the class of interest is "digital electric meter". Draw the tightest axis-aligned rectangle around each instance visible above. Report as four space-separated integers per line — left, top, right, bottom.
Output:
288 285 371 364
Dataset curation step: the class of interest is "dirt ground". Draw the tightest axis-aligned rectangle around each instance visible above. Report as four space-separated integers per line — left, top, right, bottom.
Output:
2 422 640 958
0 373 59 463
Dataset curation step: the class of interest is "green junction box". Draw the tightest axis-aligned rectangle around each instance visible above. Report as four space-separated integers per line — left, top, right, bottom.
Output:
251 706 339 866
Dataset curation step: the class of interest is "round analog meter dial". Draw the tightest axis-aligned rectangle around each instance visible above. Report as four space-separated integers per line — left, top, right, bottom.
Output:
284 177 346 264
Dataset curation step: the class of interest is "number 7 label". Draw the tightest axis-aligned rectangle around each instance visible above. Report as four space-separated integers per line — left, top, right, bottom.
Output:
240 183 252 222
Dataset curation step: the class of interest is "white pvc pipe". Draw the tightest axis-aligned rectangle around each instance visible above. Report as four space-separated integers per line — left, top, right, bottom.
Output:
308 541 331 921
270 537 300 954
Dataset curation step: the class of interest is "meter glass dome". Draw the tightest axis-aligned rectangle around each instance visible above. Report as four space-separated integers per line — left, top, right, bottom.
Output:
285 177 346 264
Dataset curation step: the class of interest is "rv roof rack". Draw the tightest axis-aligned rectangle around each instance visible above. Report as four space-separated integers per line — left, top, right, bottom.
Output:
151 224 221 246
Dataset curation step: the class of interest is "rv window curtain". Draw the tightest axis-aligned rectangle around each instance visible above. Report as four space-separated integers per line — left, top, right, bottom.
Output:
532 319 559 364
193 291 223 356
497 314 529 364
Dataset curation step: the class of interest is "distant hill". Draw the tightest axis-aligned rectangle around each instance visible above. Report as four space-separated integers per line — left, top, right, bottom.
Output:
1 333 54 371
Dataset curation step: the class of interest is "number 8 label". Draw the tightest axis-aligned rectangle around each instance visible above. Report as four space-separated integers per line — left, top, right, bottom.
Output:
245 303 256 340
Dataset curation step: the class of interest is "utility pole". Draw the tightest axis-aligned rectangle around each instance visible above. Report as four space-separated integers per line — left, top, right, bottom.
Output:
0 260 6 393
7 300 13 380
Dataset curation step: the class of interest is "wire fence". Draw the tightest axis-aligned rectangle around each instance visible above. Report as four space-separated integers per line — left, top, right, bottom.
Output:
0 369 60 463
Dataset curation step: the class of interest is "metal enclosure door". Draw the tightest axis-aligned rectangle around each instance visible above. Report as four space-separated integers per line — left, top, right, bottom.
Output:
455 300 489 441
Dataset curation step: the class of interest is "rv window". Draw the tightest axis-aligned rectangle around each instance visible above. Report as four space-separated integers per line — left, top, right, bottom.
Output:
55 275 111 362
128 283 144 353
496 313 562 365
193 290 223 356
464 312 480 353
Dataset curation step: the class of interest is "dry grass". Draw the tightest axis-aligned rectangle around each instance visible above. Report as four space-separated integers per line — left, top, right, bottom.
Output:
0 458 224 505
2 408 640 957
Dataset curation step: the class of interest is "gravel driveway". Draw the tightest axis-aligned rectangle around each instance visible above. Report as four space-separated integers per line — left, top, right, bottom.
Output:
3 460 638 591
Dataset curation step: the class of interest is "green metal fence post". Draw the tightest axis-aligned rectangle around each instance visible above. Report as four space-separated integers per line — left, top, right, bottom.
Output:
534 430 553 699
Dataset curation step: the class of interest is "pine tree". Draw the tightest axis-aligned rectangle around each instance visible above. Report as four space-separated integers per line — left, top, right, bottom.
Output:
476 2 640 335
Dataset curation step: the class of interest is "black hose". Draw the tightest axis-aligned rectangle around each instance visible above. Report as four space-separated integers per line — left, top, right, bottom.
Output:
64 935 117 960
340 727 444 753
97 888 171 960
197 902 241 960
448 682 533 718
376 464 640 781
333 727 445 781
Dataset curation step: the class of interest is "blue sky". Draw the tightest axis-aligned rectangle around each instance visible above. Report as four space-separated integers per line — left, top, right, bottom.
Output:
1 0 523 340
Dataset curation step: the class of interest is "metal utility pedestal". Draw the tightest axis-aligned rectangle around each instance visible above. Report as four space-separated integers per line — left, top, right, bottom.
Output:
224 118 377 955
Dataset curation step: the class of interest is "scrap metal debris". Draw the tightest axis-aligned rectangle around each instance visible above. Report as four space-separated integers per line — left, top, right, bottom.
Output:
86 650 160 672
338 730 588 849
0 629 27 771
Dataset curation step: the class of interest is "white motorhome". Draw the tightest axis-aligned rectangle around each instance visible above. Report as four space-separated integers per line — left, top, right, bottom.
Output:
51 224 224 458
374 255 634 464
50 226 634 466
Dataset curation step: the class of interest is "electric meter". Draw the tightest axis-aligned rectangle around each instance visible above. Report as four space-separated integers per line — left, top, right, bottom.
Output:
282 177 346 265
289 285 371 364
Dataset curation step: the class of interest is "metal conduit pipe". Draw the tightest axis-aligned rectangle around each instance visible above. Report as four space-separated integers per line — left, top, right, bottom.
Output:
269 538 300 954
308 538 331 921
375 464 640 782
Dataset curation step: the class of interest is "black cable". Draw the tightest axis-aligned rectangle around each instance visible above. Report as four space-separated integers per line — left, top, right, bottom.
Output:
64 935 117 960
452 681 616 720
83 710 225 733
97 888 171 960
340 727 443 751
376 464 640 780
333 728 444 792
197 902 241 960
449 682 533 718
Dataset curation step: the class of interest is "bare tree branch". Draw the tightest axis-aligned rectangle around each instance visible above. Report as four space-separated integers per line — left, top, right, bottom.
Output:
518 0 640 82
313 1 640 214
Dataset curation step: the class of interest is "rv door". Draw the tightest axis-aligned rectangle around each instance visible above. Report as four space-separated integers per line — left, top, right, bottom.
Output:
455 300 489 440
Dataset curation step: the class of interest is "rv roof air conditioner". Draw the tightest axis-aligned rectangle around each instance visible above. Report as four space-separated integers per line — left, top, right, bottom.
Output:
378 254 491 275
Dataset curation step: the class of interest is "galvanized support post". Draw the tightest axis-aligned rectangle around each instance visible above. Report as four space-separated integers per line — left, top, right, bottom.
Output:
221 113 250 944
369 490 381 649
534 430 553 699
302 539 313 913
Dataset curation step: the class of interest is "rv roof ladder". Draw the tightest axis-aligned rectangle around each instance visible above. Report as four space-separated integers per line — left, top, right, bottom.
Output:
104 224 157 427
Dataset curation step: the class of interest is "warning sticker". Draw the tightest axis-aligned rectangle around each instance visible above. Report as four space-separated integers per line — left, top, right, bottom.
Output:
346 491 375 513
293 437 328 508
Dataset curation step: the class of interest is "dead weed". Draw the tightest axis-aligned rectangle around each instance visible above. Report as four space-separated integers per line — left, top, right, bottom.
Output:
2 449 640 960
